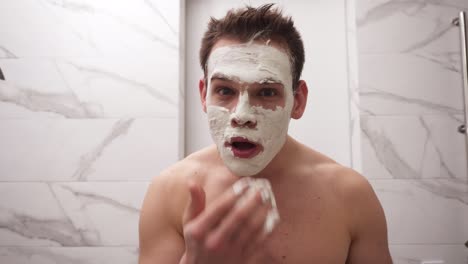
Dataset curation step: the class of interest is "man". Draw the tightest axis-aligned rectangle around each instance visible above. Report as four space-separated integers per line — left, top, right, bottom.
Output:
139 4 392 264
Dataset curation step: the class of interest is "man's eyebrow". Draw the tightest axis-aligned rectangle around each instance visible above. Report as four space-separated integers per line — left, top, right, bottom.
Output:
210 73 239 82
210 73 284 86
258 77 284 85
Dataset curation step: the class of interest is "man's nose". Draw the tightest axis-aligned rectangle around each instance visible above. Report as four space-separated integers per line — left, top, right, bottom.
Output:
231 116 257 128
231 92 257 128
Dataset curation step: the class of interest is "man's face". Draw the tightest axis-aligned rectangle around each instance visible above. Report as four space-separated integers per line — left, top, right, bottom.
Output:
204 40 295 177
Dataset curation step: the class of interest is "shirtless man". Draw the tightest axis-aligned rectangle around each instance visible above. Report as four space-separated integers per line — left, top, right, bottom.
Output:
138 4 393 264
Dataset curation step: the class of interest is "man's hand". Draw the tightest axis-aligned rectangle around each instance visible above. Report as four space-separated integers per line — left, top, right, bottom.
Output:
179 178 278 264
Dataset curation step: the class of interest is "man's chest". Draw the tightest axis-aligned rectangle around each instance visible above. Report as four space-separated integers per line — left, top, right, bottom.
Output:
246 219 351 264
244 191 351 264
202 175 352 263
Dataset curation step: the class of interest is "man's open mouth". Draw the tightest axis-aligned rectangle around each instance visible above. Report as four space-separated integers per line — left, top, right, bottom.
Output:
225 137 262 158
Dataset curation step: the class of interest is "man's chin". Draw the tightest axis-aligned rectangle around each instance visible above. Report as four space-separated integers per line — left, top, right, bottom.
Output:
221 152 266 177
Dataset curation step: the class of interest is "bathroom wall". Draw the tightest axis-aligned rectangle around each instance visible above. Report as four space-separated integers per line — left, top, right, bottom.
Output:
0 1 181 263
354 0 468 262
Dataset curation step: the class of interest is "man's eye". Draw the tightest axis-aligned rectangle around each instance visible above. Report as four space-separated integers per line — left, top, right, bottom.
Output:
216 87 235 96
258 88 277 97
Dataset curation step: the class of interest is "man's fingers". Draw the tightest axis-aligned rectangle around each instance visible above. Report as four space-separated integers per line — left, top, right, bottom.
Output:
184 178 250 242
204 188 264 250
183 176 278 255
194 184 247 231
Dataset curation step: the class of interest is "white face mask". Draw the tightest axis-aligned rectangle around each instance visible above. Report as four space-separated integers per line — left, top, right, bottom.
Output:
206 43 295 177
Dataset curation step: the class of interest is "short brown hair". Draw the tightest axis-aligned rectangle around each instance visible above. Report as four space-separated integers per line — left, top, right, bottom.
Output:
199 3 305 89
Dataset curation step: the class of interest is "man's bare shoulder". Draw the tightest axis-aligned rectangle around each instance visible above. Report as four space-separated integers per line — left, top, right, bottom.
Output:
298 145 378 218
138 145 221 263
304 150 391 261
153 145 219 187
309 157 375 206
296 143 370 195
306 151 390 258
144 144 224 218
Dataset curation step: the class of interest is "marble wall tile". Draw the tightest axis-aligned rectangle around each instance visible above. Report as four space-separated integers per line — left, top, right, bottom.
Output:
0 0 43 10
359 54 464 116
0 183 80 246
0 247 138 264
0 56 179 118
0 0 180 262
0 8 97 58
389 245 468 264
0 118 178 181
356 0 467 54
55 57 178 118
0 182 149 246
0 0 179 58
361 115 466 181
0 79 99 118
371 179 468 244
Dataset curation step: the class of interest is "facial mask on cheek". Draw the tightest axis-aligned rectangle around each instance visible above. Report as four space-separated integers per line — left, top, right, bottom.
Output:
206 44 294 177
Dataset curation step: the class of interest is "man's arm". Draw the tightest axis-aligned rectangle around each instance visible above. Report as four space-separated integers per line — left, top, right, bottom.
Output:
138 173 186 264
342 170 393 264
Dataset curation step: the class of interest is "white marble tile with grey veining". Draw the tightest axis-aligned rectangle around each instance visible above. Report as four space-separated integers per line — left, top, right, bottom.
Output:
0 182 149 246
0 183 84 246
0 56 178 118
0 0 41 9
389 245 468 264
0 247 138 264
361 115 467 181
371 179 468 244
356 0 468 118
0 46 18 59
0 60 99 118
40 0 180 56
0 8 97 58
358 54 464 116
0 118 178 181
55 57 179 118
0 0 179 58
51 182 148 246
356 0 468 54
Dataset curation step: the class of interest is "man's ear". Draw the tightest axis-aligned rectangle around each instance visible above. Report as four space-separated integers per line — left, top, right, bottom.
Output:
199 78 207 113
291 80 308 119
